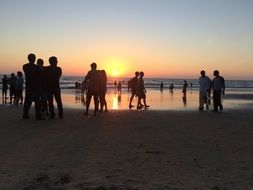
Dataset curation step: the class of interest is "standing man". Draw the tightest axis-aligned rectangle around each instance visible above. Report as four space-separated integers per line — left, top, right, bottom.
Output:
9 73 17 104
46 56 63 119
128 71 139 109
23 53 42 120
84 62 100 116
2 75 8 102
37 58 48 115
198 70 211 110
212 70 225 112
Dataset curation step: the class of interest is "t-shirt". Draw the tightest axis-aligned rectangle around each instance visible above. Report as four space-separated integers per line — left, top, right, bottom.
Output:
23 63 41 89
85 69 101 91
45 66 62 89
212 76 225 91
15 77 24 90
199 76 211 92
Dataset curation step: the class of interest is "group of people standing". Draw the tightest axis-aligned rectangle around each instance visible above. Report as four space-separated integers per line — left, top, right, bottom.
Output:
1 72 24 105
22 53 63 120
2 53 226 118
198 70 225 112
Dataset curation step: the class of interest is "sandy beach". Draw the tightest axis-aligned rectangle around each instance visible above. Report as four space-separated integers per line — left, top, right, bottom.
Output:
0 105 253 190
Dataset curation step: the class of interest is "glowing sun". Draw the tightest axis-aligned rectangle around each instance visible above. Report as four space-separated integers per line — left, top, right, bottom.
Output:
104 58 129 77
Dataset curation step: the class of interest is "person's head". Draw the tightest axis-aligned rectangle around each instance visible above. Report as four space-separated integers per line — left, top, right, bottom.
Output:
37 59 44 67
200 70 205 77
3 75 7 78
135 71 139 77
90 62 97 70
27 53 36 64
213 70 219 77
101 69 106 76
49 56 58 67
140 71 144 77
17 71 23 77
11 73 15 78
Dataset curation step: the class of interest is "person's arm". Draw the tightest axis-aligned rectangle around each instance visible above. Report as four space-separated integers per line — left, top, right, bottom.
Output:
221 77 225 94
58 67 62 78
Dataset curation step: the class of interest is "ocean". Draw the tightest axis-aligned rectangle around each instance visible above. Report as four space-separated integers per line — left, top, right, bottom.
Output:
60 76 253 90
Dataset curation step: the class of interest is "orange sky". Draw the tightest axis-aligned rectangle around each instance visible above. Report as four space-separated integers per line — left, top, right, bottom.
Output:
0 1 253 79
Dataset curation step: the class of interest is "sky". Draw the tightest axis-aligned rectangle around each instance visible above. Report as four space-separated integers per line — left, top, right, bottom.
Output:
0 0 253 79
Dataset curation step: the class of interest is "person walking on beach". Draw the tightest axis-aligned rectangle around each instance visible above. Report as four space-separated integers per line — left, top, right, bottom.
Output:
14 71 24 105
137 71 149 109
84 62 100 116
45 56 63 119
23 53 42 120
1 75 8 102
9 73 17 104
211 70 225 112
37 58 49 115
198 70 211 110
128 71 139 109
99 70 108 112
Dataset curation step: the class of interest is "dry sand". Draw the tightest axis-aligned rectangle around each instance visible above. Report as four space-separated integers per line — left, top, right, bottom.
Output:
0 105 253 190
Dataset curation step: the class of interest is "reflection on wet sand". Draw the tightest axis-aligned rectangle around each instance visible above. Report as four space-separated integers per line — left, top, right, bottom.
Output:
61 89 253 111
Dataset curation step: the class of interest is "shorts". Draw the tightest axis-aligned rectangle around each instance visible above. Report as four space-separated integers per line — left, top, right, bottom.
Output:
16 89 23 97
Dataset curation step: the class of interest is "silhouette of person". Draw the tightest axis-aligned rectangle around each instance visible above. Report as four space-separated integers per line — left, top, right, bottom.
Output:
129 71 139 109
99 70 108 112
198 70 211 110
169 82 174 91
1 75 8 102
137 71 149 109
182 80 188 94
117 81 122 93
9 73 17 104
84 62 100 116
37 59 48 115
14 71 24 105
211 70 225 112
45 56 63 119
160 81 164 91
182 93 187 107
23 53 42 120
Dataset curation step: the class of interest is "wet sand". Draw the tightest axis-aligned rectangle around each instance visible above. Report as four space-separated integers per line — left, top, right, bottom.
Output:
62 89 253 111
0 105 253 190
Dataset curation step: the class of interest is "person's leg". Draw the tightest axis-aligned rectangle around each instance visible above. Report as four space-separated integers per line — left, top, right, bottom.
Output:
217 90 223 111
129 91 135 108
9 90 13 104
99 93 104 112
54 88 63 118
23 89 33 119
85 90 92 115
20 90 23 104
199 91 204 110
104 92 108 112
213 90 218 111
47 90 55 118
34 89 42 120
137 97 142 109
93 91 99 115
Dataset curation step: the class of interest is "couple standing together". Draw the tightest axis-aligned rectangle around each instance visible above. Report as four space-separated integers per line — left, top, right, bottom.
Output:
199 70 225 112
